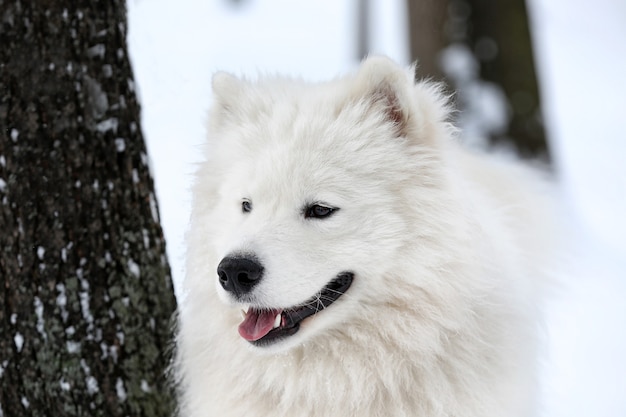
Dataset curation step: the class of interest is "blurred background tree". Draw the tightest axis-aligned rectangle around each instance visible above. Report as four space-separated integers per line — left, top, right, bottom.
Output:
0 0 177 416
407 0 549 160
230 0 547 159
229 0 547 159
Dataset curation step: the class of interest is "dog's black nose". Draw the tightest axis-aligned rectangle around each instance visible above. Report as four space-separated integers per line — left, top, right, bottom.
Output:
217 256 264 295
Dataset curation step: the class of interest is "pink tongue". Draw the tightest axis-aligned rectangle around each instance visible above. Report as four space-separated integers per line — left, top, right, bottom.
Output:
238 309 281 341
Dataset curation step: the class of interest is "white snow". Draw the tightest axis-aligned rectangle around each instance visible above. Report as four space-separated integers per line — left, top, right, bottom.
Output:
127 258 140 278
95 118 118 133
80 359 100 395
526 0 626 256
115 137 126 152
148 192 159 223
77 269 95 330
116 330 125 345
116 377 127 401
87 44 106 59
66 340 80 354
56 283 67 306
14 332 24 353
109 344 119 363
59 378 71 391
103 64 113 78
33 296 46 339
127 1 625 416
526 2 626 416
85 375 99 395
142 228 150 249
140 379 151 393
78 298 94 331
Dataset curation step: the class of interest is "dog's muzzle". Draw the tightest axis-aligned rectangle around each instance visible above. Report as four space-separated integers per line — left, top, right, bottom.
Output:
237 272 354 346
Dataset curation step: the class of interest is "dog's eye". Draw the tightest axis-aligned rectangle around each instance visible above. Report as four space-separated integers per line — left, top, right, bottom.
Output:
242 200 252 213
304 204 337 219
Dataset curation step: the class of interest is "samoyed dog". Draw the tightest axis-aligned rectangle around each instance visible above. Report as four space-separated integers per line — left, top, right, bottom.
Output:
175 56 559 417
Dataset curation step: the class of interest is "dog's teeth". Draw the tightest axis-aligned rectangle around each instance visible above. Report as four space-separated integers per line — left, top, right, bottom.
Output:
240 309 247 319
273 313 281 329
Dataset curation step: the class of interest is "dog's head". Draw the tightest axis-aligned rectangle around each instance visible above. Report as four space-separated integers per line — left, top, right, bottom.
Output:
189 56 452 352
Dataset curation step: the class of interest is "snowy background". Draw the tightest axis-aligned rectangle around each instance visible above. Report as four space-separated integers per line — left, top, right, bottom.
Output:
126 0 626 415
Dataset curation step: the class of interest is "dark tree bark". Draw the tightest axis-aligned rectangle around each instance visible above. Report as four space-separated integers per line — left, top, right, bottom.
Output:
407 0 549 159
0 1 177 416
407 0 449 80
460 0 547 158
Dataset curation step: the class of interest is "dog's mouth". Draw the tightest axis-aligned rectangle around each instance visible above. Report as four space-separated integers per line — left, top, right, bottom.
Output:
237 272 354 346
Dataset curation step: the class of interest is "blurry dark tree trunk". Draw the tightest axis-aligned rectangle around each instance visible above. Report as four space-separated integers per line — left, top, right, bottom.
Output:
407 0 549 159
357 0 371 60
0 1 177 416
407 0 449 80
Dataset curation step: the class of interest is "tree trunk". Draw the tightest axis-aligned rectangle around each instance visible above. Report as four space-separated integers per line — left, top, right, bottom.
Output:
0 1 177 416
462 0 547 158
407 0 549 159
407 0 449 80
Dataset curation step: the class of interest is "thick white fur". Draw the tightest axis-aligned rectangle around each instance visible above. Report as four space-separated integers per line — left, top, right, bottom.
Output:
175 56 559 417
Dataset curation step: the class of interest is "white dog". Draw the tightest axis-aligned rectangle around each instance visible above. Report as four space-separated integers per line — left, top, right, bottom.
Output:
175 56 559 417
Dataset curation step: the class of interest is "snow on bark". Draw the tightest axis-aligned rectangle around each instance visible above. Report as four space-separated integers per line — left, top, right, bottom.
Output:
0 1 177 416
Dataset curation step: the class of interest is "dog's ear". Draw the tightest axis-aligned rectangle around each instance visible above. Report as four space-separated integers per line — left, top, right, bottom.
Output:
210 71 246 124
351 56 415 137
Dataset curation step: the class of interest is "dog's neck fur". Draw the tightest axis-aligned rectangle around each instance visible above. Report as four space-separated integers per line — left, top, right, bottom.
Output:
178 288 536 417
